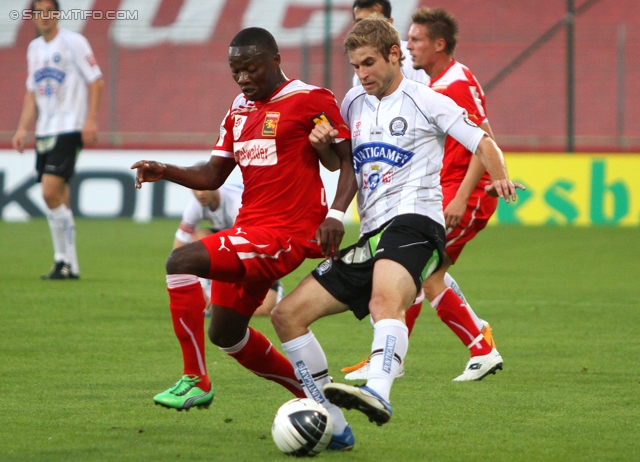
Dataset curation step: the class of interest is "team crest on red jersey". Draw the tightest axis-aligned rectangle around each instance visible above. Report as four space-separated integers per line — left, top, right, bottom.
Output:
312 112 332 126
262 112 280 137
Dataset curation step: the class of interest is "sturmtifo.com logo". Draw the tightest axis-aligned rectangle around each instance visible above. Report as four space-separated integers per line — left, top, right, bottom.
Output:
10 9 138 20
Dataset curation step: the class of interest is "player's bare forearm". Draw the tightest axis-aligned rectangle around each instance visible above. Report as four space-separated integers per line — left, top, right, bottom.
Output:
316 145 340 171
474 137 524 202
454 154 486 204
310 121 342 171
131 157 235 190
329 139 357 213
316 140 357 257
82 78 104 145
13 92 37 152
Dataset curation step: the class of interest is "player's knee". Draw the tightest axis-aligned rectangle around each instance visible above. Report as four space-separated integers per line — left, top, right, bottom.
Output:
165 243 210 276
271 298 301 339
208 319 244 348
42 189 62 209
369 293 406 321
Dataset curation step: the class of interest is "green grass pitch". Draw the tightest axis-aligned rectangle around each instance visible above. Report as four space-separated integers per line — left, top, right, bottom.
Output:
1 219 639 461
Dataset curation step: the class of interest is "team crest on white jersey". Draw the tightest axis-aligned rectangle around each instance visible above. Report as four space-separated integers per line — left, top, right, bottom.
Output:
389 117 408 136
233 115 248 141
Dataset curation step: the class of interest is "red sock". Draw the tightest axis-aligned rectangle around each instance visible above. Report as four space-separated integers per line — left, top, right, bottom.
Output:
435 288 492 357
228 327 305 398
168 282 211 391
406 302 422 336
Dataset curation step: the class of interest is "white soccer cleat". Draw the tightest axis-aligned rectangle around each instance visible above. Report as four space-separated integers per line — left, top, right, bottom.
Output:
344 359 404 381
453 348 503 382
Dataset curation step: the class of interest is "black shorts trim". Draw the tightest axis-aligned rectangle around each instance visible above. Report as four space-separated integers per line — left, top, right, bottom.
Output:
312 214 445 320
35 132 82 182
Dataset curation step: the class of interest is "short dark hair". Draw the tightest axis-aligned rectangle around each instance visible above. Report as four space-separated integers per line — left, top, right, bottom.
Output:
412 7 458 55
352 0 391 19
229 27 279 56
31 0 60 11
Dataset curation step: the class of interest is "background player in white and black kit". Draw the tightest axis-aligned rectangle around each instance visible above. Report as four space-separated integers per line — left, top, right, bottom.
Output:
173 185 284 317
272 16 521 427
351 0 429 88
12 0 103 279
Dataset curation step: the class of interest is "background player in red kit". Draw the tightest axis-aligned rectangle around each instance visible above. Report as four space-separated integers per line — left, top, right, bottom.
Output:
407 7 508 381
131 27 355 429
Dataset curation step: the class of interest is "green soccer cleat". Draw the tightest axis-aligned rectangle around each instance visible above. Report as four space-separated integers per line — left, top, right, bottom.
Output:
153 375 214 411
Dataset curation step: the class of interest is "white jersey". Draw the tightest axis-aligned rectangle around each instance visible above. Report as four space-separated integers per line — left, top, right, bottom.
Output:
341 77 486 234
174 184 244 244
352 40 429 88
26 28 102 137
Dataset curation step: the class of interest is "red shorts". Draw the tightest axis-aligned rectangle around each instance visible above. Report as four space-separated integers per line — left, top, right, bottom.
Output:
442 185 497 263
202 226 321 315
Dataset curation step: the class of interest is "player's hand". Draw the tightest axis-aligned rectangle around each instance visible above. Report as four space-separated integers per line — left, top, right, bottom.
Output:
444 196 467 230
485 179 525 202
309 121 338 152
82 119 98 146
131 160 167 189
316 218 345 258
12 129 27 153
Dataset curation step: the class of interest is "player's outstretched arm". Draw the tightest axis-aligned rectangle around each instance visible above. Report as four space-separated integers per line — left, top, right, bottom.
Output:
474 136 525 202
316 139 357 258
131 156 236 190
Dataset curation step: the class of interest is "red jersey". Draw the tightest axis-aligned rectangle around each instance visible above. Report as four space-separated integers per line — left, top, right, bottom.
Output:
430 60 490 188
213 80 349 240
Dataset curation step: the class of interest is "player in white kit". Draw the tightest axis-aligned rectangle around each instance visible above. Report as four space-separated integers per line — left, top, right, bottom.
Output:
173 184 284 316
351 0 429 88
272 16 521 428
12 0 103 279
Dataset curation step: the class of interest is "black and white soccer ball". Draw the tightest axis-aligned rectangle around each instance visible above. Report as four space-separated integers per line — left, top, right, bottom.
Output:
271 398 333 457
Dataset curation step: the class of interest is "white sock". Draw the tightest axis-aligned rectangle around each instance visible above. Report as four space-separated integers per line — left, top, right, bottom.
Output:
62 205 79 274
47 204 68 264
282 331 348 434
366 319 408 402
444 272 483 331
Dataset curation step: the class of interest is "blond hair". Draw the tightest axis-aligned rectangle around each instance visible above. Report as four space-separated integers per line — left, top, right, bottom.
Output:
344 14 402 63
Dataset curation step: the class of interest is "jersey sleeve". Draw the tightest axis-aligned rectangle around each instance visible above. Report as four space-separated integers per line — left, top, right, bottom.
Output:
446 80 487 125
71 33 102 84
446 113 486 155
25 42 36 92
306 88 350 141
212 108 234 158
425 89 485 153
175 198 204 244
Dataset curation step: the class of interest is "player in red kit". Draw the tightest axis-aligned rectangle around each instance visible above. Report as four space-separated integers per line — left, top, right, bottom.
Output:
407 7 509 381
131 27 355 435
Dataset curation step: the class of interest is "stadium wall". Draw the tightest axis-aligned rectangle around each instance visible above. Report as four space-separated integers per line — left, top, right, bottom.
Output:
1 0 639 151
1 150 639 226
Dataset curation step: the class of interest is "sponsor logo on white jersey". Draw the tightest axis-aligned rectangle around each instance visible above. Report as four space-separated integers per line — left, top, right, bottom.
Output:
233 139 277 166
352 142 415 173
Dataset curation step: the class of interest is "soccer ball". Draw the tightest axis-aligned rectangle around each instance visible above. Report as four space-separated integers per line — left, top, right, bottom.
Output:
271 398 333 457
